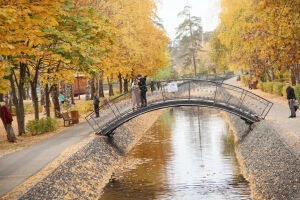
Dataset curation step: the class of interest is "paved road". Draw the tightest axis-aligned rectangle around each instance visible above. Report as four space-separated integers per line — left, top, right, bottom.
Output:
0 122 93 197
226 78 300 156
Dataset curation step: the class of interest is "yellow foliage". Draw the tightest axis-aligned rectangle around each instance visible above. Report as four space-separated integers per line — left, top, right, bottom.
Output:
211 0 300 79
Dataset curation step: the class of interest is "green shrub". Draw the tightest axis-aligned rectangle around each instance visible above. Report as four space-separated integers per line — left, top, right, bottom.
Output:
26 117 58 136
258 82 264 91
272 82 284 96
263 82 273 93
295 85 300 101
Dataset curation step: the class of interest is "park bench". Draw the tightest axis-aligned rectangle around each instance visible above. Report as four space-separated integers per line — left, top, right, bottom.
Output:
62 112 73 127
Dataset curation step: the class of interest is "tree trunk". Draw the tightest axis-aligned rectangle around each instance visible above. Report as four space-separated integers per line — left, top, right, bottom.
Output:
4 92 11 112
291 67 297 86
95 79 99 96
40 86 45 106
10 64 26 136
51 84 61 118
71 85 75 104
90 78 95 100
65 83 72 112
30 82 39 120
45 84 51 118
86 78 91 100
124 79 129 93
118 73 123 94
107 76 114 97
0 93 3 102
99 75 104 97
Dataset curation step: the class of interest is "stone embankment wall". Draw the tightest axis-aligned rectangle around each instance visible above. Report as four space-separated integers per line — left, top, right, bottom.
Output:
17 110 166 200
225 113 300 200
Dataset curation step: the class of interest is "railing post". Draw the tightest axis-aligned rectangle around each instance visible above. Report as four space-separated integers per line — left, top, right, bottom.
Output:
162 83 166 102
108 102 118 118
213 82 218 104
188 80 191 100
238 90 248 110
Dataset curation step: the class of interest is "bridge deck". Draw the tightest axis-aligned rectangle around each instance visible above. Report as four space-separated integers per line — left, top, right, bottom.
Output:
85 79 273 136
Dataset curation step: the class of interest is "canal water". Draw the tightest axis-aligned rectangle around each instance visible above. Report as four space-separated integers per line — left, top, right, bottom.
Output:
100 107 251 200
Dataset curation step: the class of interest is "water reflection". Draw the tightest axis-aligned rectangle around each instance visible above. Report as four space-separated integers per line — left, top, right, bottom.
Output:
100 107 251 200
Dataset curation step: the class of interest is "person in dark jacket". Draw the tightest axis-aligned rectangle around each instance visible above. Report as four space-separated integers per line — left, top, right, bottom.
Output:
0 103 16 142
286 82 296 118
138 75 147 107
150 81 155 92
93 93 100 118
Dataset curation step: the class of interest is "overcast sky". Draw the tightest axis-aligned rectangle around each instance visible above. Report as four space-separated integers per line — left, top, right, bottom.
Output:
157 0 221 40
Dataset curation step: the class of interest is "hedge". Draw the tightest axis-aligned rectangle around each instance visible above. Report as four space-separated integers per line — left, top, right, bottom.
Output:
272 82 284 96
295 85 300 101
258 82 264 91
26 117 58 136
263 82 273 93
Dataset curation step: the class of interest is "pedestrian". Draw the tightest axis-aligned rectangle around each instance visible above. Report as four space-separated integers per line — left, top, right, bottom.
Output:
93 93 100 118
286 82 296 118
138 75 147 107
59 92 65 104
0 102 16 143
131 78 141 110
156 81 161 90
150 81 155 92
42 104 47 115
59 92 64 112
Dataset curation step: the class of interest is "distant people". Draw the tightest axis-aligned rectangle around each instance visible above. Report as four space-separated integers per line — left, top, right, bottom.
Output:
59 92 64 112
59 92 65 104
138 75 147 107
150 81 155 92
131 79 141 110
286 82 296 118
93 93 100 118
0 103 16 143
42 104 47 115
156 81 161 90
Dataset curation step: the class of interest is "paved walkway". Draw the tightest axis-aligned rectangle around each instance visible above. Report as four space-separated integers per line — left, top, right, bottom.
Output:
226 78 300 156
0 122 93 197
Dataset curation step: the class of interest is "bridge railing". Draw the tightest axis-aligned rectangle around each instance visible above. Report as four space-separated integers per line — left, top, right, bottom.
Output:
85 79 273 135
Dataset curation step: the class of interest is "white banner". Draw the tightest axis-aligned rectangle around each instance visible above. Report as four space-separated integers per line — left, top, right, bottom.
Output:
167 82 178 93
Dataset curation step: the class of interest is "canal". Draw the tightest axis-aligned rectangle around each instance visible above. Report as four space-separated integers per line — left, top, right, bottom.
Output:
100 107 251 200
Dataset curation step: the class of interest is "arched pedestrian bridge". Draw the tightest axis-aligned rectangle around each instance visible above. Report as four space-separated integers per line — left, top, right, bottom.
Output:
85 79 273 137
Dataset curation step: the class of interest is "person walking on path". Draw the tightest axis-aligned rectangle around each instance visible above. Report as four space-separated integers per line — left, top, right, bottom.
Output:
131 79 141 110
0 103 16 142
93 93 100 118
59 92 65 112
138 75 148 107
286 82 296 118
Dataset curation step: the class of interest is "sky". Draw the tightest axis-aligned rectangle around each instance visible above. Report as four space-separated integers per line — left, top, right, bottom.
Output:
157 0 221 40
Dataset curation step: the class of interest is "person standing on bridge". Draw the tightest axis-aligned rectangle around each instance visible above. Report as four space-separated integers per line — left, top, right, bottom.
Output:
93 93 100 118
132 78 141 110
138 75 148 107
286 82 296 118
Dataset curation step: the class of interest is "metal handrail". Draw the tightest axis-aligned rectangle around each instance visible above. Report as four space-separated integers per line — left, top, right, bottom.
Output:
85 78 273 136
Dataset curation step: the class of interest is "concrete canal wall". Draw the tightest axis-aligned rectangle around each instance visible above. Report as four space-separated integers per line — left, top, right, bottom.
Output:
15 110 166 200
224 113 300 200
